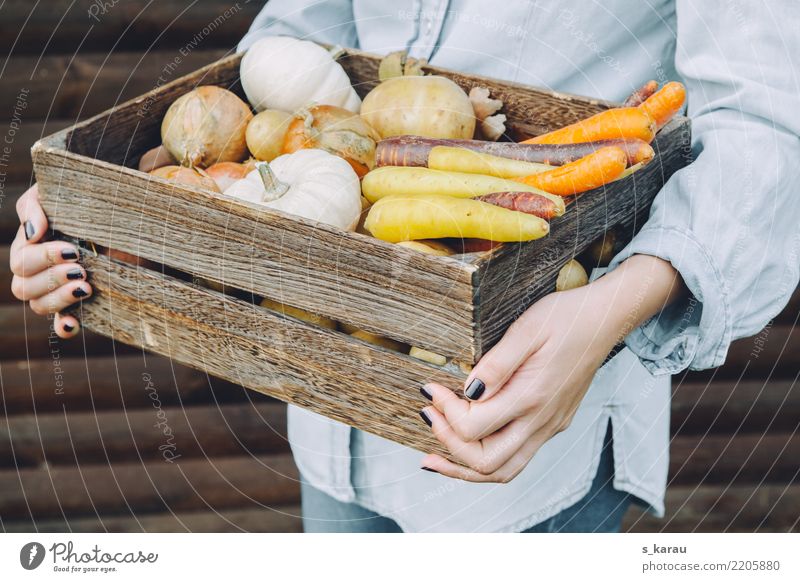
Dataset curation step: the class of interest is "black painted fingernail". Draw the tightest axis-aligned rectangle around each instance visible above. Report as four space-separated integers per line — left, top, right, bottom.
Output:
465 378 486 400
24 220 35 240
72 287 88 298
420 386 432 401
61 249 78 261
421 466 439 473
419 410 432 427
63 323 74 333
66 268 84 280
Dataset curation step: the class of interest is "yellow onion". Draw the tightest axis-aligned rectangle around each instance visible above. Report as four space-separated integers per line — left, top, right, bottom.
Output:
138 144 176 172
360 54 475 140
282 105 380 177
161 86 253 168
556 259 589 292
246 109 292 162
205 160 257 191
149 165 221 193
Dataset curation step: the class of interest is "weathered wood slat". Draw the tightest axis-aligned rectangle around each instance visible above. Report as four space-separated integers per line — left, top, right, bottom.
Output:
0 453 299 520
2 504 303 533
671 379 800 435
669 433 800 485
0 355 252 415
68 252 462 457
0 402 288 467
625 484 800 533
0 1 266 55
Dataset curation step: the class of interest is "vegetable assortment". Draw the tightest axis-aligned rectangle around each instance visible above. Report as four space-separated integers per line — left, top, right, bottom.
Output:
141 38 686 359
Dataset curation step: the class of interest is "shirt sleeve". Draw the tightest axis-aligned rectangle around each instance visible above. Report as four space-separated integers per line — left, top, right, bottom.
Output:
238 0 358 52
606 1 800 375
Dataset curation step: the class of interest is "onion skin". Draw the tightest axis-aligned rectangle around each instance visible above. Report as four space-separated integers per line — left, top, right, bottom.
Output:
246 110 292 162
556 259 589 291
138 145 176 172
149 165 221 193
161 86 253 168
282 105 380 177
205 160 256 192
360 76 475 139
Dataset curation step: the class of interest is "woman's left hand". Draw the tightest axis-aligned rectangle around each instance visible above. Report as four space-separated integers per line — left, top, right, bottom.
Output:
419 255 684 483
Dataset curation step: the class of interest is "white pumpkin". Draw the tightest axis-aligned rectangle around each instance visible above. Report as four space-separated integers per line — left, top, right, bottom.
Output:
224 149 362 231
240 36 361 114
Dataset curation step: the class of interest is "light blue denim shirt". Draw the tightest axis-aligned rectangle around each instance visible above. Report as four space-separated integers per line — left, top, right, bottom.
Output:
239 0 800 532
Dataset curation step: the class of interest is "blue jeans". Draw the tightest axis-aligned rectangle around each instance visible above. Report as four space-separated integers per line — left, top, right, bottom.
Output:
300 422 633 532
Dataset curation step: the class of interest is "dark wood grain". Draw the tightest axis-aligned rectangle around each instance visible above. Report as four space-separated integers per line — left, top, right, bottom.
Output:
2 504 303 533
625 484 800 533
0 402 288 467
671 379 800 435
0 354 254 415
0 50 229 119
0 304 135 359
0 1 266 55
0 453 299 519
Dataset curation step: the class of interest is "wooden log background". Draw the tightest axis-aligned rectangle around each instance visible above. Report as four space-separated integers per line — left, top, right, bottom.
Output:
1 1 798 533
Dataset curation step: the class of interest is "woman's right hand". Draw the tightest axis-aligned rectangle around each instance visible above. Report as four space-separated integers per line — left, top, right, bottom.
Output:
10 184 92 338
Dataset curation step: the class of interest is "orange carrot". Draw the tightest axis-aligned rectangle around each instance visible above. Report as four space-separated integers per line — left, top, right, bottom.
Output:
513 146 628 196
623 80 658 107
476 191 561 220
639 81 686 130
521 107 656 145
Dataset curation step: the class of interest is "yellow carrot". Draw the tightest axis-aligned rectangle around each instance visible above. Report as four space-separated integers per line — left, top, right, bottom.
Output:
361 166 565 216
364 193 550 243
428 146 553 178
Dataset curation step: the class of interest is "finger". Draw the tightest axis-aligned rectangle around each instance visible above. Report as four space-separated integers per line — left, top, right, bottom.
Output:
424 382 525 442
10 263 86 301
462 316 548 402
29 281 92 316
421 406 529 475
422 429 548 483
15 184 48 243
9 240 80 277
54 313 81 339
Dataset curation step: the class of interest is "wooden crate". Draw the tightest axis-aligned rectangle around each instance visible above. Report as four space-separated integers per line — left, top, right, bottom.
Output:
31 47 691 457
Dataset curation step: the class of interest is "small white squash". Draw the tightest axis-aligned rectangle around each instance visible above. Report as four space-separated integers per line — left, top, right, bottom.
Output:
240 36 361 113
224 149 362 231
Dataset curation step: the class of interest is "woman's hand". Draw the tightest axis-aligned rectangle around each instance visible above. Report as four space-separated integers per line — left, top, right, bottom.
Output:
419 255 684 483
9 184 91 338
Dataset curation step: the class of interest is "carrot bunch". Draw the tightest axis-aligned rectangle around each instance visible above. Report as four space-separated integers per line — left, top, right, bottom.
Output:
520 81 686 146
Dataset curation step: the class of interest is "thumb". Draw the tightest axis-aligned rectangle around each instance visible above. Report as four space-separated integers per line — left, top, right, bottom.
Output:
463 315 546 401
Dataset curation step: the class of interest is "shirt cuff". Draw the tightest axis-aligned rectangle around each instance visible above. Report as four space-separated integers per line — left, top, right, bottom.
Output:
605 225 732 375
